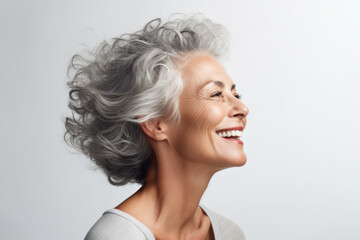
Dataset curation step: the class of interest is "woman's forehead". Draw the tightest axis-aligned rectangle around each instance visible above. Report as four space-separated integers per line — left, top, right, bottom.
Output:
181 53 233 89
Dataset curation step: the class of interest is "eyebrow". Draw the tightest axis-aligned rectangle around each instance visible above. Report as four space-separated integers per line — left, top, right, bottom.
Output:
199 80 236 91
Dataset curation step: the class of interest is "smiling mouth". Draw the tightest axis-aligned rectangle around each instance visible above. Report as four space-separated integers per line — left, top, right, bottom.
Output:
216 130 243 139
215 127 244 139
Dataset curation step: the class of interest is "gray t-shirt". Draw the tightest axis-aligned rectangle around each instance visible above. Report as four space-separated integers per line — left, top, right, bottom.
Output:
84 205 245 240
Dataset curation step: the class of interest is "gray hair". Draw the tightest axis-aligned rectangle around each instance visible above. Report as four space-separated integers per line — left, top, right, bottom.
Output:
64 14 230 186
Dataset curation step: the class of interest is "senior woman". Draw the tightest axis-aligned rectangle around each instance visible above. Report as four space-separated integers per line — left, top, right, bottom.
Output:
65 14 249 240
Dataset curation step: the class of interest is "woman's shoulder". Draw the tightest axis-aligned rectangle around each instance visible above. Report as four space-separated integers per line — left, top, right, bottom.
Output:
201 205 246 240
84 209 155 240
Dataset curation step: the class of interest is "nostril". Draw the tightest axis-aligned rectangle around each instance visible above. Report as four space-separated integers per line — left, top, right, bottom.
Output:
233 113 245 118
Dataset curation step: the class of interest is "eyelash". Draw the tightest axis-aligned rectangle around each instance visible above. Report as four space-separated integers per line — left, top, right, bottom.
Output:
211 92 223 97
210 91 242 100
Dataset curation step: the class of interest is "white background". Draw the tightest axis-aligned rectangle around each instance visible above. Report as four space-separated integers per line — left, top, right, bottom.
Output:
1 0 360 239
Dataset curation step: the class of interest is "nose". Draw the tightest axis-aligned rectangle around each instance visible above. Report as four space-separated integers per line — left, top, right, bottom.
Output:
228 97 249 119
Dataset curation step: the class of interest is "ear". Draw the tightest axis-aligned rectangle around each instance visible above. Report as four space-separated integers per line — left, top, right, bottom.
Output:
140 119 168 141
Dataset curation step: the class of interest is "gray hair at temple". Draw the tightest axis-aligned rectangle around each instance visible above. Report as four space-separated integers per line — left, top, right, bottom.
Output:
64 14 230 186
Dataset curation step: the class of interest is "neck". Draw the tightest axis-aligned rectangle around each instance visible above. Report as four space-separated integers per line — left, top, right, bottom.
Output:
117 141 217 239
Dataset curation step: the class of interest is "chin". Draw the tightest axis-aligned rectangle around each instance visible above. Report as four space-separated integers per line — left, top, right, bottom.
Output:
236 157 247 166
231 155 247 167
215 154 247 169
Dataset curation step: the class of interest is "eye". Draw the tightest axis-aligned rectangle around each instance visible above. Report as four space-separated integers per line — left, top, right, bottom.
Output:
210 91 222 97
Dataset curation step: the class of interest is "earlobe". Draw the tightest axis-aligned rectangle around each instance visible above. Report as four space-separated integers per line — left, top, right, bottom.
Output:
140 119 168 141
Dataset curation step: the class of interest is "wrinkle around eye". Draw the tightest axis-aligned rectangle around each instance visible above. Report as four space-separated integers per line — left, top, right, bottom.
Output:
210 91 223 98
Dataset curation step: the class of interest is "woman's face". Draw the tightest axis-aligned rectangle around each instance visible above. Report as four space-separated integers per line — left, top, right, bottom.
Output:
167 52 249 169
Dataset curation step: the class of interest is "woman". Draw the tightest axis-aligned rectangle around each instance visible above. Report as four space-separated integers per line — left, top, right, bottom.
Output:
65 14 249 240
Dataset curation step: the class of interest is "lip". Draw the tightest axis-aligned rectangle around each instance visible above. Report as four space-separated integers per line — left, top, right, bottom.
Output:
215 126 244 133
215 126 244 145
221 137 244 144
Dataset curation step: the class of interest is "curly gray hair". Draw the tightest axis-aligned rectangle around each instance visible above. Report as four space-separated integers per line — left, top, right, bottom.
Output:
64 14 230 186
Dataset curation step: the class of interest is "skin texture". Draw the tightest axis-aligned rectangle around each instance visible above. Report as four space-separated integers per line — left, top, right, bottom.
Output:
117 52 249 240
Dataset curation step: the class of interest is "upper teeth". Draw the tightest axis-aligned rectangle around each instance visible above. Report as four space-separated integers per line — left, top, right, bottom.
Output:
217 130 243 138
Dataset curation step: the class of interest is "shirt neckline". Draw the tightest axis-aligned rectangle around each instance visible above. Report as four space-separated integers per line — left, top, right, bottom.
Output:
104 204 218 240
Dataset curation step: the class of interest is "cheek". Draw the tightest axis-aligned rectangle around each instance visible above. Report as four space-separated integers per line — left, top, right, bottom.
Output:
170 102 227 158
182 101 225 134
206 103 227 127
